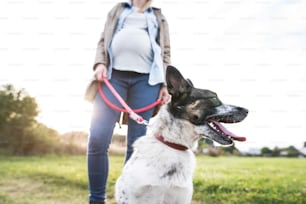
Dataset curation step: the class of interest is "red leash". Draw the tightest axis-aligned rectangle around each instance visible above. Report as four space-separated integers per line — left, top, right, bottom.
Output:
97 77 161 125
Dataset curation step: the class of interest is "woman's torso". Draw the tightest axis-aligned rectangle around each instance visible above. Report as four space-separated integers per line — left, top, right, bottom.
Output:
111 9 153 73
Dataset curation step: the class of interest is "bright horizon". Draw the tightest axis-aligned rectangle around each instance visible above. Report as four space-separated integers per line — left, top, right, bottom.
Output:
1 0 306 151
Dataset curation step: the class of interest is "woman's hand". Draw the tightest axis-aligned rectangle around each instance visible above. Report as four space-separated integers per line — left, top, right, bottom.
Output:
94 64 107 81
158 86 171 105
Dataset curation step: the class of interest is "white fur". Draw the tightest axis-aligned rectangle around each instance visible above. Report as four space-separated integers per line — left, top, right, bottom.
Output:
115 106 200 204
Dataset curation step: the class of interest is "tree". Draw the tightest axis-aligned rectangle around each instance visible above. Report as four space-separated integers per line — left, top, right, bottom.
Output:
261 147 272 156
271 146 280 157
0 84 41 154
0 84 38 129
0 84 86 155
286 146 300 157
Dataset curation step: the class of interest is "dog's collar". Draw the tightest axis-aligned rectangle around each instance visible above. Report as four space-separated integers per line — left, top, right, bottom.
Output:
155 135 188 151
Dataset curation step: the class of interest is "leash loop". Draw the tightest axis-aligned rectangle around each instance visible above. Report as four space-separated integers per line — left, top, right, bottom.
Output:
97 77 161 125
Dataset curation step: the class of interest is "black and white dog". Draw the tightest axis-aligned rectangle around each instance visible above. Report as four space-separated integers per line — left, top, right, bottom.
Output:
115 66 248 204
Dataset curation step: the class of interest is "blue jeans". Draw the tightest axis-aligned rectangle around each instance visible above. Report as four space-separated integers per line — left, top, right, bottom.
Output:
87 70 161 202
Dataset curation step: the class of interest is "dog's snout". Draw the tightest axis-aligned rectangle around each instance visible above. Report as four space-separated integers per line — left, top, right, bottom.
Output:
245 109 249 115
239 107 248 115
237 107 248 120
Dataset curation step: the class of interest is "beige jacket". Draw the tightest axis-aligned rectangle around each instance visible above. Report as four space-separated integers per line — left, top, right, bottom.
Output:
84 2 171 102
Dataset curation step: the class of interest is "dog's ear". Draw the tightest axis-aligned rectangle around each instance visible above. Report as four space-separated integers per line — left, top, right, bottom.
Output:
166 65 193 97
186 78 193 87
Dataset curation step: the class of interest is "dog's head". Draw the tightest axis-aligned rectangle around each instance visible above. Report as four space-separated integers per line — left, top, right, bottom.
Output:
166 65 248 146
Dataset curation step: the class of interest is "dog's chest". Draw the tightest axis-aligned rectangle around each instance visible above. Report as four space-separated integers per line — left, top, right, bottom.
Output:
128 137 196 186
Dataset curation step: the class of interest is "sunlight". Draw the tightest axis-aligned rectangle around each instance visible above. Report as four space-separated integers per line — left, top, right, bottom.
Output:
1 0 305 150
38 99 92 134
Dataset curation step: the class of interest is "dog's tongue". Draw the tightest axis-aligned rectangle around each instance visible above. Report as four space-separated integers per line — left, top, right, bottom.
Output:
213 121 246 142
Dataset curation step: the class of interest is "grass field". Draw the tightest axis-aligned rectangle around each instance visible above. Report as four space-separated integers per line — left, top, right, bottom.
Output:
0 155 305 204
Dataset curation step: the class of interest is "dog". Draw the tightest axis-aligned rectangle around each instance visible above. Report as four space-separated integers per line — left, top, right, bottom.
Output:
115 65 248 204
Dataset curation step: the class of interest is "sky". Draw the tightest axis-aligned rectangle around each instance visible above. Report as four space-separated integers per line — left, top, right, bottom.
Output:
1 0 306 151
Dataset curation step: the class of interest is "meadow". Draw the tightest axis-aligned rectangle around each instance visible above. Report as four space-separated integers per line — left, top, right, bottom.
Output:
0 155 305 204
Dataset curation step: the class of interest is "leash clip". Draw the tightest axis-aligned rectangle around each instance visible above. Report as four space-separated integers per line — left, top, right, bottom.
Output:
129 112 149 126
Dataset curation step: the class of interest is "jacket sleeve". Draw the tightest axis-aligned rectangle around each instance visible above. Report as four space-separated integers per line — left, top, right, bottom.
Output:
157 11 171 86
161 14 171 68
93 31 106 70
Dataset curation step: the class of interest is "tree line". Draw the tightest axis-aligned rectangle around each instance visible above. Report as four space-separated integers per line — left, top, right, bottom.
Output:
1 84 305 157
0 84 85 155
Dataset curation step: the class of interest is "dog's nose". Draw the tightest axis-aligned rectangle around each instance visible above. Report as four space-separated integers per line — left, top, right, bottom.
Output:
239 107 249 115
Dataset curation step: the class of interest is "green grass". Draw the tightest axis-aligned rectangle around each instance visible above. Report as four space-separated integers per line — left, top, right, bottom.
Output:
193 157 306 204
0 155 305 204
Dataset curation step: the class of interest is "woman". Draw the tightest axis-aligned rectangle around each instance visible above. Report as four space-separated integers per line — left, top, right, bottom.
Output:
84 0 171 203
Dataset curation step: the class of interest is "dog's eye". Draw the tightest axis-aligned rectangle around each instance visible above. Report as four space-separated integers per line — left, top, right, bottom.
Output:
192 115 200 121
208 97 221 106
190 101 198 106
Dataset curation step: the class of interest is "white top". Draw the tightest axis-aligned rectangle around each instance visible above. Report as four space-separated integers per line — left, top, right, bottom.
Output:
111 9 153 73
